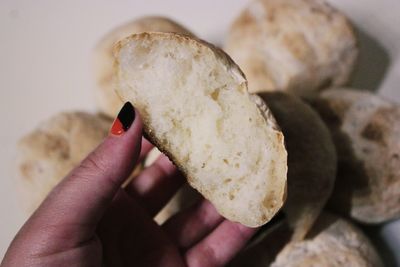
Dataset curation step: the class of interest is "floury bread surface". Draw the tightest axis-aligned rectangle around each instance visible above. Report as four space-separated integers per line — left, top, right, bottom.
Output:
313 88 400 223
16 112 110 213
225 0 358 97
114 32 288 227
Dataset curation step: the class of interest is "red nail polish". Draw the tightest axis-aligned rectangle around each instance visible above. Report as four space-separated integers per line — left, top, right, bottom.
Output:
110 102 135 136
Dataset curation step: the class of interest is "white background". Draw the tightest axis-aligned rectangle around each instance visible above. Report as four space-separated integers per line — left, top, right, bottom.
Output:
0 0 399 263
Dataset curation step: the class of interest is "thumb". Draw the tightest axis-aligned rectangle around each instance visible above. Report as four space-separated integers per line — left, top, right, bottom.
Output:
33 102 142 234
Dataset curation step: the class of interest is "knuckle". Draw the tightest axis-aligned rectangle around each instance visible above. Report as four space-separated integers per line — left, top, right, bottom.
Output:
79 150 109 175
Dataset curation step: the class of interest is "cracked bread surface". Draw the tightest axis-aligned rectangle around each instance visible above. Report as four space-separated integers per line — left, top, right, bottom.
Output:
225 0 358 97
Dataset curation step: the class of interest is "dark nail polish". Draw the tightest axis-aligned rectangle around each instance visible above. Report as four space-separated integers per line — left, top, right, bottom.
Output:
110 102 135 135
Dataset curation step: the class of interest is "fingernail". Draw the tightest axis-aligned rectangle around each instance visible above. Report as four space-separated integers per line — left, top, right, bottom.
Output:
110 102 135 136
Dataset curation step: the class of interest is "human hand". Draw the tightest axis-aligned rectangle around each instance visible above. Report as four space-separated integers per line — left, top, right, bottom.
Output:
1 102 257 267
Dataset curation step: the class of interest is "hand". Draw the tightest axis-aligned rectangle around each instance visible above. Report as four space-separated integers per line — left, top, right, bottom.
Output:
1 102 257 267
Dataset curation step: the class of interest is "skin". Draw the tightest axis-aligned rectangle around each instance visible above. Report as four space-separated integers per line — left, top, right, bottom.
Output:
1 109 256 267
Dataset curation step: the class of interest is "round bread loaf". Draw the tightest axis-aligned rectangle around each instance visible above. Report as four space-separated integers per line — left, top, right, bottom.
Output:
93 16 194 117
114 32 288 227
16 112 110 213
272 213 383 267
229 213 383 267
225 0 358 97
312 88 400 223
259 92 336 241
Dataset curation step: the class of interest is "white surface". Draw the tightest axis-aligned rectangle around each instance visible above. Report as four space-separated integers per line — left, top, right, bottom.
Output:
0 0 399 263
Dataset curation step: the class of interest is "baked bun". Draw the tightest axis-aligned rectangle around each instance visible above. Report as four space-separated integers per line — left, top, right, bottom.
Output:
225 0 358 97
260 92 336 241
229 213 383 267
114 32 288 227
93 16 194 117
272 213 383 267
313 88 400 223
16 112 110 213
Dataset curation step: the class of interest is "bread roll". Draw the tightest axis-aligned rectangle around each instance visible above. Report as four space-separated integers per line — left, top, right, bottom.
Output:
93 16 194 117
16 112 110 213
114 32 288 227
229 213 383 267
225 0 358 97
260 92 336 241
312 89 400 223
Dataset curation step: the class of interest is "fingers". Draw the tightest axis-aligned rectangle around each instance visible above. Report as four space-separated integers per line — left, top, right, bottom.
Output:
163 200 224 249
185 221 258 267
138 137 154 161
32 103 142 236
125 154 185 216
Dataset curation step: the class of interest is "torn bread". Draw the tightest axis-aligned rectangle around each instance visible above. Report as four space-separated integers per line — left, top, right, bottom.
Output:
260 92 336 241
93 16 194 117
114 32 288 227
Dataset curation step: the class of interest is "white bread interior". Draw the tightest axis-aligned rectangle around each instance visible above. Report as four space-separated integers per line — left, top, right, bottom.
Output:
114 32 287 227
93 16 194 117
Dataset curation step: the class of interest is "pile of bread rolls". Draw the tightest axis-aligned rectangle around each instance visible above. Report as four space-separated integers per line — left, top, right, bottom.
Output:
16 0 399 266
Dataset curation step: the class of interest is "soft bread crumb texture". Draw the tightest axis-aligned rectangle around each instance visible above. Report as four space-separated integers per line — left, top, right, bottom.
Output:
93 16 194 117
225 0 358 97
114 32 287 227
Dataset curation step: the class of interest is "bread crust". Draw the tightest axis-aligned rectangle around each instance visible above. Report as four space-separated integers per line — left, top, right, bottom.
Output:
16 112 111 213
260 92 336 241
272 213 383 267
229 213 383 267
225 0 358 97
93 16 194 117
114 32 288 227
312 88 400 223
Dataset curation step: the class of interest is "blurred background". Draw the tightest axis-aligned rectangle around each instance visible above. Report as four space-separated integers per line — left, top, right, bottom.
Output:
0 0 399 264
